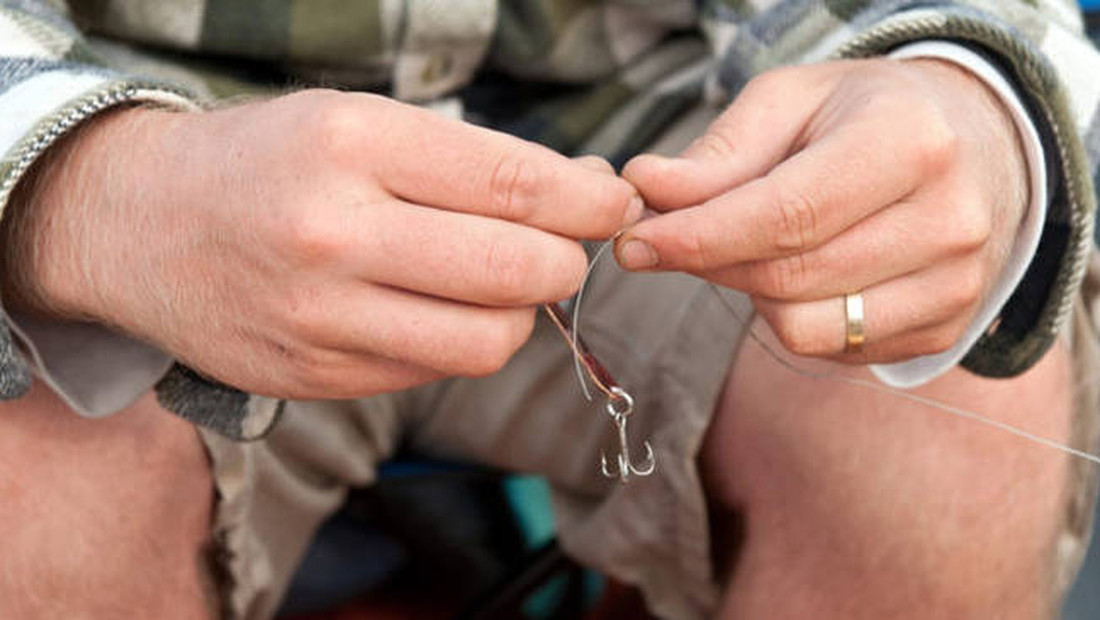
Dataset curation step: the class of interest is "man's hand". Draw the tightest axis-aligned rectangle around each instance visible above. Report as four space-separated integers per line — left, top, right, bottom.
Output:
618 58 1029 363
4 90 639 398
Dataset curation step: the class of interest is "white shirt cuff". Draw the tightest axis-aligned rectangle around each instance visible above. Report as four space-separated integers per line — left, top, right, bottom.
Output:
871 41 1048 388
6 311 173 417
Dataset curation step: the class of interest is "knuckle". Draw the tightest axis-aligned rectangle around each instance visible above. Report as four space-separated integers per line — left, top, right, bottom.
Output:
767 310 823 357
284 214 344 265
913 113 959 175
948 202 992 252
768 182 819 254
675 223 714 273
301 98 373 165
856 88 905 117
488 155 540 222
756 254 810 299
590 179 636 237
944 262 985 314
689 129 738 160
461 311 533 376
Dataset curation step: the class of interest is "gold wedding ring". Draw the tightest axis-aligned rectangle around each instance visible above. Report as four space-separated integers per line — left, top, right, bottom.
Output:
844 292 865 354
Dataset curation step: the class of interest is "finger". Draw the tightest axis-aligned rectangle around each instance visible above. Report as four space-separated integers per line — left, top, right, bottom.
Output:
622 63 847 211
617 116 929 273
300 283 537 377
752 257 983 362
573 154 617 175
367 100 641 238
830 322 974 366
352 199 588 307
703 194 988 301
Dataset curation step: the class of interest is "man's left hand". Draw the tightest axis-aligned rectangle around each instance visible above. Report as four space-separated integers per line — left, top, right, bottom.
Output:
618 58 1029 363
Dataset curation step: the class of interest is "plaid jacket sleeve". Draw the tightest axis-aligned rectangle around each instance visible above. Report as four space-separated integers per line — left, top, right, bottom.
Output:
0 0 282 440
2 0 1095 439
699 0 1099 377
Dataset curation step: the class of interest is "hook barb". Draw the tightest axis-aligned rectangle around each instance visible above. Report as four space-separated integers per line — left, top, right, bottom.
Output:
600 441 655 483
600 388 656 483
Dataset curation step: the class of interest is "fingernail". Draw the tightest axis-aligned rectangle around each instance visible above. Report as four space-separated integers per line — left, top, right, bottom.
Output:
618 239 659 270
630 153 679 171
622 194 645 227
574 154 616 175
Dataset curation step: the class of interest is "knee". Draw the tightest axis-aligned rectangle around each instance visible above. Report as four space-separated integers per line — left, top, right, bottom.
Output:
701 319 1073 618
0 382 216 618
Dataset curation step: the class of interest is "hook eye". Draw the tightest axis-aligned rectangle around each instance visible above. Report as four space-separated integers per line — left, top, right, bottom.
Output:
607 386 634 417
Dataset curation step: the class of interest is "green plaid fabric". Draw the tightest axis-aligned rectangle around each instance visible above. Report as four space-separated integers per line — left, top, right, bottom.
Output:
1 0 1098 438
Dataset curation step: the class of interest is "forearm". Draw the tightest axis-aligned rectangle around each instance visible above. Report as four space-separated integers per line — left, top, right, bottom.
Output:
0 0 216 418
1 106 162 322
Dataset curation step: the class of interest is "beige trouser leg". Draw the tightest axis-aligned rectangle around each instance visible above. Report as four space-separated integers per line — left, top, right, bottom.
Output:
200 97 1100 618
203 257 752 619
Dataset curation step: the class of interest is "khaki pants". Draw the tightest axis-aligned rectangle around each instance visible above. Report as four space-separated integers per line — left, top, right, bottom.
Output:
200 103 1100 619
200 254 1100 620
202 259 754 619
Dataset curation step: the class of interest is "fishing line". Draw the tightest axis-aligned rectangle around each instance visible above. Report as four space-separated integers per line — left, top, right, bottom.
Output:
570 241 615 402
707 283 1100 467
562 241 1100 468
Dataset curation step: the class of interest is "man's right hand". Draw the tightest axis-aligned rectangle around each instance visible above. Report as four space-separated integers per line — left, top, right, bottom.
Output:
4 90 639 398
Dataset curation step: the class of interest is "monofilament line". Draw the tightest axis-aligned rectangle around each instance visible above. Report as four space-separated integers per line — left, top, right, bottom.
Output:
709 284 1100 467
570 241 615 402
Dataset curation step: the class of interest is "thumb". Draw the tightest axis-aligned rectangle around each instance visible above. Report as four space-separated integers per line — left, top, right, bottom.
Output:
622 64 843 211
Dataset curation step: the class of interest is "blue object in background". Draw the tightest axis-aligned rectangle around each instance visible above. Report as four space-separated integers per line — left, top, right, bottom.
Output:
504 475 557 549
505 475 606 619
1081 0 1100 11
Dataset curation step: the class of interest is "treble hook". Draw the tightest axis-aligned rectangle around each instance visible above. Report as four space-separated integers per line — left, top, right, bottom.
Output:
600 387 656 483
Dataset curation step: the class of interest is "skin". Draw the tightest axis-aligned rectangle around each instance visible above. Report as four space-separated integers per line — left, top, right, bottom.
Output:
0 384 215 619
2 90 641 399
704 317 1072 619
0 57 1071 618
619 58 1029 362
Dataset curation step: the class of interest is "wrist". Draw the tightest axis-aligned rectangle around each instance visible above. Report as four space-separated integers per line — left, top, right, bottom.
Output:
1 107 184 323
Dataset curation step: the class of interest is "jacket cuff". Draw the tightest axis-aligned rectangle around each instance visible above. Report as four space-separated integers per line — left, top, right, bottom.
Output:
156 365 285 441
6 311 173 416
0 74 192 408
